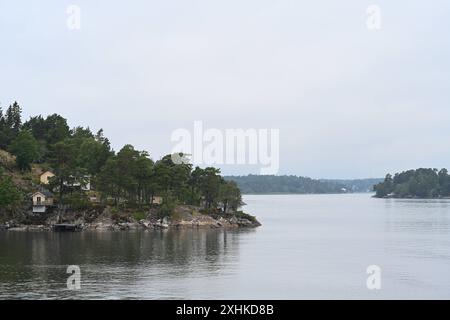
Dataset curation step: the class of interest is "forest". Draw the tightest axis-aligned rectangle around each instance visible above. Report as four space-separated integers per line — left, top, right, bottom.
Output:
0 101 243 218
225 175 382 194
374 168 450 198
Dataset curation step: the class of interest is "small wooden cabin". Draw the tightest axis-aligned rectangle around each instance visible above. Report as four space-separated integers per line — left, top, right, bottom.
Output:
32 190 54 213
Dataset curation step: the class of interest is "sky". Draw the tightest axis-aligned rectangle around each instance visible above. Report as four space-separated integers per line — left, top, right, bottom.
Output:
1 0 449 178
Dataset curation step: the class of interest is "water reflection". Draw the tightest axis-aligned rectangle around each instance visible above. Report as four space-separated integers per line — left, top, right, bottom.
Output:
2 194 450 299
0 229 254 299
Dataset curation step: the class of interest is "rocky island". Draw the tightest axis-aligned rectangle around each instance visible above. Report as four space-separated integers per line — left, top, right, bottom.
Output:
0 102 260 231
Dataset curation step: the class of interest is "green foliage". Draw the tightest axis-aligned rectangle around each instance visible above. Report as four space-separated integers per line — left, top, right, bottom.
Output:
76 136 112 175
374 168 450 198
42 114 70 145
233 211 258 223
22 114 70 160
153 154 191 202
373 174 394 197
158 197 177 218
22 115 46 141
9 130 39 170
132 211 147 221
0 101 22 149
97 145 155 205
0 175 22 211
195 167 223 210
219 180 243 213
63 192 91 210
48 140 79 201
0 101 248 217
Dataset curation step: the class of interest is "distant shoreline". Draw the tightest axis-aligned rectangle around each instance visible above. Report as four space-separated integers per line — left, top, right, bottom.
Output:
242 192 374 195
226 175 382 195
373 195 450 200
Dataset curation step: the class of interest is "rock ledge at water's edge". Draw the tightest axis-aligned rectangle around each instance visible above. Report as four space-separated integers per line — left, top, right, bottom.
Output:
0 205 261 231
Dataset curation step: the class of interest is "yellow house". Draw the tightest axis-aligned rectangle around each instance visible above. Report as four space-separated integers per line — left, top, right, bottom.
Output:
152 196 163 204
40 171 55 185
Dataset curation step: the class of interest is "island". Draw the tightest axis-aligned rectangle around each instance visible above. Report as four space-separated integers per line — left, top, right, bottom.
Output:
0 101 260 231
374 168 450 198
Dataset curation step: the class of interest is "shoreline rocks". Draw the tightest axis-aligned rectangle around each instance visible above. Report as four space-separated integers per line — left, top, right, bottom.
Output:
1 205 261 232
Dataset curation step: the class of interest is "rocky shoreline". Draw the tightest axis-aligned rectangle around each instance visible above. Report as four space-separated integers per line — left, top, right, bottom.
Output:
0 205 261 232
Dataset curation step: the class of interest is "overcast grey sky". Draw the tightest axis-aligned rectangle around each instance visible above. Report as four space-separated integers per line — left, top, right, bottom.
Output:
1 0 449 178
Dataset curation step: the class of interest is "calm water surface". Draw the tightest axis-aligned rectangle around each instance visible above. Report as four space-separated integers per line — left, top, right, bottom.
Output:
1 194 450 299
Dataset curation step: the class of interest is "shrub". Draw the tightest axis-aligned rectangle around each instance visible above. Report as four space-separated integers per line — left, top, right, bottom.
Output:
233 211 258 223
132 211 146 221
158 201 176 218
0 176 22 209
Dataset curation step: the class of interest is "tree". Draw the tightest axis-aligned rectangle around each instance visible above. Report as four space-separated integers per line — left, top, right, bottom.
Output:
115 145 140 203
71 126 94 155
5 101 22 137
219 180 243 213
22 114 70 161
0 101 22 148
188 166 204 205
45 114 70 145
152 154 191 203
168 157 191 202
374 168 445 198
48 140 79 202
0 175 22 212
97 157 121 206
0 106 7 148
223 174 351 194
23 115 47 141
374 174 394 197
9 130 40 171
2 103 250 218
77 137 112 175
196 167 223 210
133 151 154 204
438 169 450 196
97 145 154 206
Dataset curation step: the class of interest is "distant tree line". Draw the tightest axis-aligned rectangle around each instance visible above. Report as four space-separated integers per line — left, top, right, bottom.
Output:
374 168 450 198
321 178 383 193
225 175 343 194
0 101 243 216
225 175 383 194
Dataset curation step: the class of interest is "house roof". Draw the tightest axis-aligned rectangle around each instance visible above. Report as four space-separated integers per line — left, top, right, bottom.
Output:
33 189 54 198
41 170 54 175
